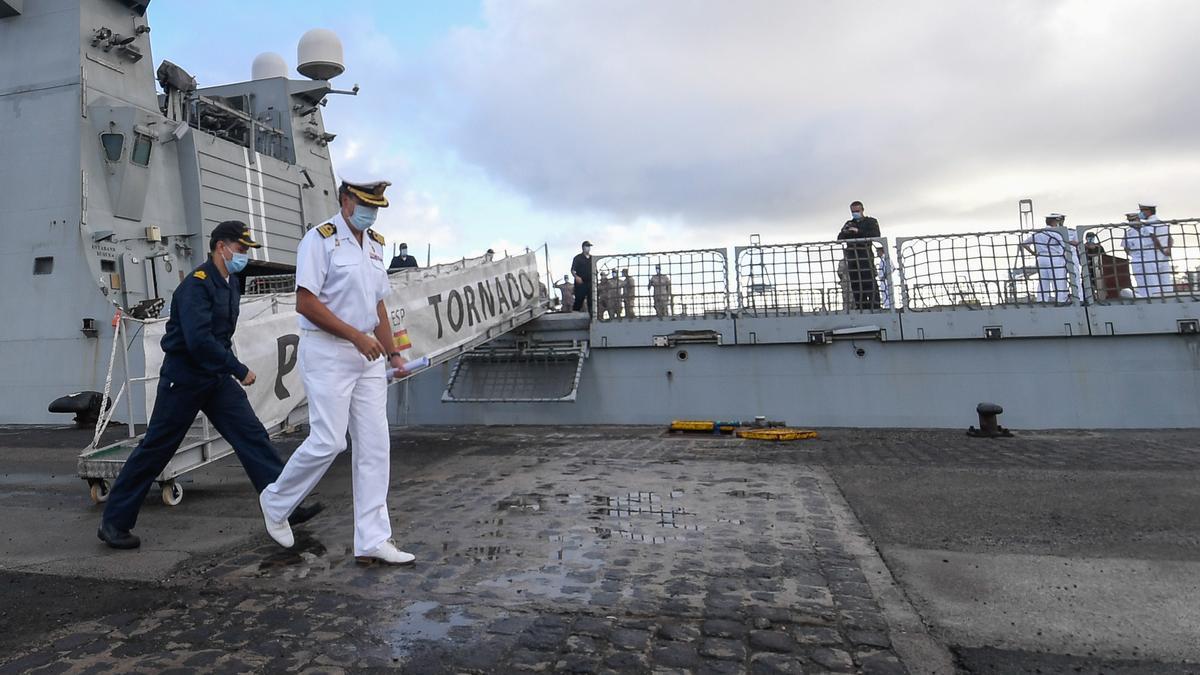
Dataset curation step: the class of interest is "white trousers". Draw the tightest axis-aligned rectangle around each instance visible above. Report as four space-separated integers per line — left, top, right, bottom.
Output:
1131 259 1173 298
1036 262 1069 303
261 330 391 555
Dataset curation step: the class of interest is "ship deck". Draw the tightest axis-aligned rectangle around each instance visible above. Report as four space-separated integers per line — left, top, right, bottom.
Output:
1 425 1198 673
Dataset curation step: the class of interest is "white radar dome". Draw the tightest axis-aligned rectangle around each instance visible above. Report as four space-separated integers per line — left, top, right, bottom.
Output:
251 52 289 80
297 28 344 80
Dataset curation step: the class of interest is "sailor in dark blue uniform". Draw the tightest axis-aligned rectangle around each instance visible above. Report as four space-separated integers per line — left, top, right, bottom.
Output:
98 221 321 549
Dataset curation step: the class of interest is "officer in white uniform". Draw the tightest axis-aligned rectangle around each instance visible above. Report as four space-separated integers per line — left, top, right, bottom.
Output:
259 178 414 565
1124 203 1173 297
1020 213 1070 303
1140 202 1173 296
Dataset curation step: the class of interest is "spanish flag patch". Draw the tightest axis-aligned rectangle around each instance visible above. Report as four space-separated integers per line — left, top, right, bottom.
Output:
393 328 412 351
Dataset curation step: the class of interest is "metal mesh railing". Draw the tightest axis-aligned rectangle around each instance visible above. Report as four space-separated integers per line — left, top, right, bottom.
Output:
735 238 894 316
593 249 729 321
897 228 1081 310
1077 219 1200 302
243 273 296 296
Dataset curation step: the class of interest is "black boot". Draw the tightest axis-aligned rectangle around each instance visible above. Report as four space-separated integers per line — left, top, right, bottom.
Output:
97 522 140 549
288 501 324 526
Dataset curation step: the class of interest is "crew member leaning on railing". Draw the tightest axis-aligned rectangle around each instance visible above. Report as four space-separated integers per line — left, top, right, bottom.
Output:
838 200 882 310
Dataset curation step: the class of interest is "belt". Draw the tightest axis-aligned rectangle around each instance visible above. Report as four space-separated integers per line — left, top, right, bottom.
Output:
301 328 375 341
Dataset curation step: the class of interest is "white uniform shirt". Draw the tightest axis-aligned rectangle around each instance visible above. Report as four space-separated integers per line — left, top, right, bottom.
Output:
295 212 390 332
1143 215 1171 262
1122 224 1152 261
1023 229 1067 264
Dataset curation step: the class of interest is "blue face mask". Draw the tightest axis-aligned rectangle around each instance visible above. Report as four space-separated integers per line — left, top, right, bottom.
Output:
348 204 378 231
851 211 864 221
224 248 249 274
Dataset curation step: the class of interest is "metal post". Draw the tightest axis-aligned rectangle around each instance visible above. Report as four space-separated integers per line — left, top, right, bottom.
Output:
1018 198 1034 231
895 239 909 310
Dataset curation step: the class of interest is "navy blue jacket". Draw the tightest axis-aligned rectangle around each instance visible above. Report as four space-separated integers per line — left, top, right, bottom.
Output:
159 259 249 382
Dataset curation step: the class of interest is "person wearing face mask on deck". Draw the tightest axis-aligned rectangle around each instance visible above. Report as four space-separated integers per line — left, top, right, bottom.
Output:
838 201 882 310
96 221 324 549
388 242 419 271
571 240 594 316
258 178 416 565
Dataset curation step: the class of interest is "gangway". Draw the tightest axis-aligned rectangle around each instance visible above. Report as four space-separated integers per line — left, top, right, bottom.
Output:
78 252 561 505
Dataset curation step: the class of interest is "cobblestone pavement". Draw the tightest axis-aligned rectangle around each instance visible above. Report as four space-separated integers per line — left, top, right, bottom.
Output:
1 429 915 674
2 426 1198 673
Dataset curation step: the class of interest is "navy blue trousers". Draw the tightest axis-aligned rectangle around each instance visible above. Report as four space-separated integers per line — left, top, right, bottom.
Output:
102 373 284 531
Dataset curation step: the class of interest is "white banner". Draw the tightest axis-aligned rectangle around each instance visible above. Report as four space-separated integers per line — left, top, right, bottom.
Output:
142 252 546 428
382 252 546 368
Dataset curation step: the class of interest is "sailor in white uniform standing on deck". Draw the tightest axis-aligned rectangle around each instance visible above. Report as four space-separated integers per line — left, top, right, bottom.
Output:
1124 202 1173 297
259 178 415 565
1020 213 1070 303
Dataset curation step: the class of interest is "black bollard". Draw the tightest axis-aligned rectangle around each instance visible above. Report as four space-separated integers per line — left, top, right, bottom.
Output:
967 402 1012 438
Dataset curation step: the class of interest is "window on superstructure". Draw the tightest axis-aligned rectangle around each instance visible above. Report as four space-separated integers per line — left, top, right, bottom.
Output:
100 133 124 162
33 257 54 275
131 133 153 167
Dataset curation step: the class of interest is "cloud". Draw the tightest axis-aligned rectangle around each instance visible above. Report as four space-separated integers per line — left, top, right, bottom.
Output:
408 0 1200 240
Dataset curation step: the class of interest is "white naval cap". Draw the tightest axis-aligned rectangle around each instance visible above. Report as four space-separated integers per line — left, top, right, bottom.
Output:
339 176 392 207
1137 201 1156 210
1045 213 1065 222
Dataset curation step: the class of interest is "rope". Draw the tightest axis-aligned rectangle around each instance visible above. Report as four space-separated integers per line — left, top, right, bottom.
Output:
89 312 123 450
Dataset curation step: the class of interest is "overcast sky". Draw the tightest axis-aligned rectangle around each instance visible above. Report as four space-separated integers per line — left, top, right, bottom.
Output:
149 1 1200 273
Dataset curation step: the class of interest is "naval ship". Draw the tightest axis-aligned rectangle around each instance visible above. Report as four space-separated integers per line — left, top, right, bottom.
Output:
3 0 1200 433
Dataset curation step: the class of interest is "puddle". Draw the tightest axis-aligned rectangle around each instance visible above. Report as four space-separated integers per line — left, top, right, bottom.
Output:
258 536 328 571
725 489 777 500
459 545 510 561
384 601 476 657
496 493 545 512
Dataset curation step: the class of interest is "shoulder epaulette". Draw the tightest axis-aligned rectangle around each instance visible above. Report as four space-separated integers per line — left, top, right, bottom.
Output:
193 269 207 280
316 223 336 238
368 229 385 246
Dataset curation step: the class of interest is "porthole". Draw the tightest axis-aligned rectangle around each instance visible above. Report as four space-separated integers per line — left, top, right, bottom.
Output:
676 349 688 361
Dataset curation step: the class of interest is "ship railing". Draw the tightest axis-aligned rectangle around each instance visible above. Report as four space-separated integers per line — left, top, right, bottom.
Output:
1075 219 1200 304
896 227 1081 311
244 273 297 296
591 248 730 321
734 237 895 316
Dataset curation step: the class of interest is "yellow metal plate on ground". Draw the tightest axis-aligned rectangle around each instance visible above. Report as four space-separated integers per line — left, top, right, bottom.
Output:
736 428 819 441
669 420 737 433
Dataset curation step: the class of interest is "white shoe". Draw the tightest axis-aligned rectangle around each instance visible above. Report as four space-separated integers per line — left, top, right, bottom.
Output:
259 490 294 548
355 540 415 565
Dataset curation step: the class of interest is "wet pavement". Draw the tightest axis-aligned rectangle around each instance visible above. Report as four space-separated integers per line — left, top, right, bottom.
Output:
0 426 1198 673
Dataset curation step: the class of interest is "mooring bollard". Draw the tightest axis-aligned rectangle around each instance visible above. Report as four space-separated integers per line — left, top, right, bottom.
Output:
967 402 1012 438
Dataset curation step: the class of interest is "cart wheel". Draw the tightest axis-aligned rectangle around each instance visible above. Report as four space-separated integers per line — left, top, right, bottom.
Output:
161 481 183 506
89 480 110 504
